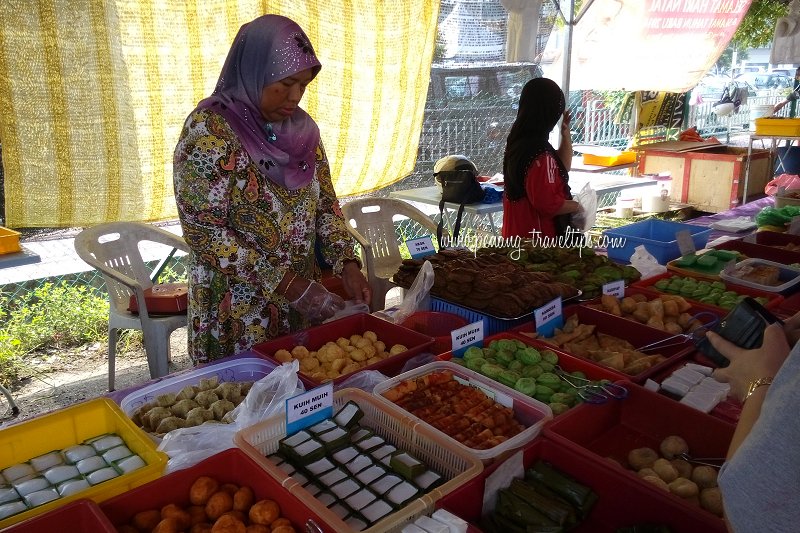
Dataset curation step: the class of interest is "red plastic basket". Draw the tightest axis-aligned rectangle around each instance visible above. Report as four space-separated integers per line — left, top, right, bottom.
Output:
400 311 468 354
437 437 727 532
4 500 115 533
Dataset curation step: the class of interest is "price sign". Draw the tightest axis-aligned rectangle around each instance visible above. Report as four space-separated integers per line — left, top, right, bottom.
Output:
676 230 696 256
285 382 333 435
406 236 436 259
602 279 625 298
451 320 484 357
534 297 563 338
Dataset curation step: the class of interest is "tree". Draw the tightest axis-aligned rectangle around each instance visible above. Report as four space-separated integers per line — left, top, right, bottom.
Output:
732 0 792 50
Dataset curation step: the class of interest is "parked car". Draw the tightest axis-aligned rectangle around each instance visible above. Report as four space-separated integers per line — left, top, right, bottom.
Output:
735 72 793 93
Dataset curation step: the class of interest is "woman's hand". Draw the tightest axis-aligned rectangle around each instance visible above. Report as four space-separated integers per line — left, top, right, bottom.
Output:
710 323 791 402
561 110 571 136
341 260 372 306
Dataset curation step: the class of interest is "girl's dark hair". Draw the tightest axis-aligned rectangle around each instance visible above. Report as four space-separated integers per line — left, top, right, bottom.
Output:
503 77 565 201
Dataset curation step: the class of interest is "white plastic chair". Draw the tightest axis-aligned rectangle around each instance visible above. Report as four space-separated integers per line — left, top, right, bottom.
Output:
342 197 444 312
74 222 190 391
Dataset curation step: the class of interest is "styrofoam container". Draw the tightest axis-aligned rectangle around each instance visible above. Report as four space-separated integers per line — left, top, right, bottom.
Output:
437 437 727 532
718 258 800 294
118 357 277 416
0 399 166 530
603 219 712 265
233 388 483 533
544 381 734 522
100 448 332 531
251 313 435 388
509 306 694 384
373 361 552 463
4 499 115 533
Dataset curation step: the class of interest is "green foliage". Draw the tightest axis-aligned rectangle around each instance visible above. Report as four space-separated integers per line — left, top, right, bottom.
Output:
732 0 790 50
0 281 109 384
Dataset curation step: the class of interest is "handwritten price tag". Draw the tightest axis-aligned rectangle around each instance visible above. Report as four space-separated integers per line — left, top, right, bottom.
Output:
285 382 333 435
406 236 436 259
602 279 625 298
451 320 484 357
534 297 563 338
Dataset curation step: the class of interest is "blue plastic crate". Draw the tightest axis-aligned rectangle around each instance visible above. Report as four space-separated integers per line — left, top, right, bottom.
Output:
430 297 533 335
603 219 712 265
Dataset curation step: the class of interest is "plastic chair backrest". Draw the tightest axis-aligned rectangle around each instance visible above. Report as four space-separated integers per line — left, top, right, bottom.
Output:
74 222 188 315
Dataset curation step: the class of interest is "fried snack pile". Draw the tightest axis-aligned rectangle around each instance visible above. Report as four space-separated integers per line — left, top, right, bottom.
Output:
586 293 706 335
132 377 253 436
272 331 407 382
382 370 525 450
392 249 578 318
116 475 295 533
534 314 666 375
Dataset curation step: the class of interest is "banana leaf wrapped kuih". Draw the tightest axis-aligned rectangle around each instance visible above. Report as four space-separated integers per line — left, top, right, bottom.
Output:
480 460 598 532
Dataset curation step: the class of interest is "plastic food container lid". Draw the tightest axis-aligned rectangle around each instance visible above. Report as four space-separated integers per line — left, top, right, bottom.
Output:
718 258 800 294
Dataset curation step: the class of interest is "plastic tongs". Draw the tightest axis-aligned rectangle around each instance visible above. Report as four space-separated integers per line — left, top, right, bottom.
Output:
637 311 720 352
554 366 628 404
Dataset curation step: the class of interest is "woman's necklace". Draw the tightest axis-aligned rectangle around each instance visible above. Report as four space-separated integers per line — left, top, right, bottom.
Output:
264 122 277 143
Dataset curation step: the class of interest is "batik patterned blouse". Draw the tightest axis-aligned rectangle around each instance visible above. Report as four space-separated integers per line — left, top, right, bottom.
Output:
174 108 358 363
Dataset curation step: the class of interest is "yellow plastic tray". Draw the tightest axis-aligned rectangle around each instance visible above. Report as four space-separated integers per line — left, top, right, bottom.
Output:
0 226 21 255
583 150 636 166
755 117 800 136
0 398 167 529
234 388 483 533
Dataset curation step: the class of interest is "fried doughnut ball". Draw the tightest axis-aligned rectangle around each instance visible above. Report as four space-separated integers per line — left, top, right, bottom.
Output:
190 476 220 505
220 510 247 523
233 486 255 512
205 491 234 521
627 447 659 470
161 503 192 530
190 524 213 533
271 526 296 533
270 518 292 529
188 505 208 525
153 517 183 533
660 435 689 460
245 525 270 533
248 499 280 525
220 483 240 495
132 509 162 531
211 514 246 533
691 465 719 489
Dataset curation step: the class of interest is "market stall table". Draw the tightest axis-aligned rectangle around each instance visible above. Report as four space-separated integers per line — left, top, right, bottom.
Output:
389 172 657 238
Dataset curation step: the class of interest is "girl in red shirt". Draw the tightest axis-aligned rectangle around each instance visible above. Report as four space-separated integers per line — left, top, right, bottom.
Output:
502 77 581 240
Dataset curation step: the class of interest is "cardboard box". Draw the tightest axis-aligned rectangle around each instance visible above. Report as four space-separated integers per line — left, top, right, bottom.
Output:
639 143 771 212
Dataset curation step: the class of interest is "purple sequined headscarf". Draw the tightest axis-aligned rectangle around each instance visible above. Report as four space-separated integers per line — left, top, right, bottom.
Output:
197 15 322 190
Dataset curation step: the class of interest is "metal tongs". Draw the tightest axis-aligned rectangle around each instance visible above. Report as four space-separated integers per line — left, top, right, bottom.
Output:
677 452 726 469
554 366 629 404
637 311 720 352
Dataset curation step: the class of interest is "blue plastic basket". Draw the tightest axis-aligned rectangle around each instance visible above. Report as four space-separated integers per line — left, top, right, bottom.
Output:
430 297 533 336
603 219 712 265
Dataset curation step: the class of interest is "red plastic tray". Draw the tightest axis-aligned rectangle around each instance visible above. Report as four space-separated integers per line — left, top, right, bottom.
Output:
544 381 734 523
777 290 800 319
251 313 434 388
401 311 468 354
508 305 695 384
713 231 800 265
99 448 333 531
4 500 116 533
631 272 784 312
646 351 742 425
437 437 726 533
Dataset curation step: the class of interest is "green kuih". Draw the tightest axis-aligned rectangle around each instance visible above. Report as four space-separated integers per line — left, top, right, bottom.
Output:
514 377 537 396
463 346 485 361
465 357 488 372
480 363 505 379
516 346 542 365
497 369 521 388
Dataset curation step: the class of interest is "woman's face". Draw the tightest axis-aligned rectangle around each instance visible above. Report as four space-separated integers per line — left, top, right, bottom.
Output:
259 67 316 122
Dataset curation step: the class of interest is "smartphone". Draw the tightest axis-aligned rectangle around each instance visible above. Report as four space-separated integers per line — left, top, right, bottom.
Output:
695 297 781 367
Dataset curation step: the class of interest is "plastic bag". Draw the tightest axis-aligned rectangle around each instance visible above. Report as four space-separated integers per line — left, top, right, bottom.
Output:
157 360 304 472
765 173 800 196
374 260 435 323
571 182 598 231
335 370 389 393
324 300 371 323
630 245 667 279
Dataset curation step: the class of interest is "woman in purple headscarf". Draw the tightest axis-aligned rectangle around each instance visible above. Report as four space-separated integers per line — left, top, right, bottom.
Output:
174 15 371 363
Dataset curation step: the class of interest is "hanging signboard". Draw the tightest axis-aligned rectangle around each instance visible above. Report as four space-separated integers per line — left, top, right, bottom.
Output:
569 0 753 92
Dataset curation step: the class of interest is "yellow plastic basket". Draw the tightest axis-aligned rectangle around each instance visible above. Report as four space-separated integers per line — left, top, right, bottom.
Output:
0 227 21 255
582 150 637 167
755 117 800 136
0 398 167 529
234 388 484 533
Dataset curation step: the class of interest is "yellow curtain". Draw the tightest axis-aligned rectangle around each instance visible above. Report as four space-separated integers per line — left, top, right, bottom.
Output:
0 0 439 227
